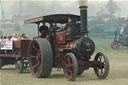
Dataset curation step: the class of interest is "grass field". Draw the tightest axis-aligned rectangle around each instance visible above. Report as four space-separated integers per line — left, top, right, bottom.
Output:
0 38 128 85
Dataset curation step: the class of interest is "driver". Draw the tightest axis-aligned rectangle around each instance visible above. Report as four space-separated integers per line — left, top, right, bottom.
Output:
39 22 48 38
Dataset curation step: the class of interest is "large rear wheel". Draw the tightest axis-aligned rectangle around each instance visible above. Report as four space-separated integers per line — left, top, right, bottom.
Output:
63 53 78 81
28 39 53 78
94 52 109 79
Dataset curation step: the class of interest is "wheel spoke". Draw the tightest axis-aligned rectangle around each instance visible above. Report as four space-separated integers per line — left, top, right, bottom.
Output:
36 66 41 75
99 56 102 62
32 45 38 52
66 69 72 73
31 56 38 59
65 69 73 77
67 56 71 64
97 68 100 73
68 70 73 78
100 69 103 75
65 56 73 68
69 64 73 67
32 62 40 70
103 62 106 69
99 68 103 76
64 62 73 68
37 50 41 57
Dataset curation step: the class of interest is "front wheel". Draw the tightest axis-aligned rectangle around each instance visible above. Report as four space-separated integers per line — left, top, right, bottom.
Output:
94 52 110 79
63 53 78 81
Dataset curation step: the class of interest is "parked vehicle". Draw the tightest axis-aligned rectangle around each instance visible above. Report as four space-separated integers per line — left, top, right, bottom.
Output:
0 36 31 73
111 29 128 50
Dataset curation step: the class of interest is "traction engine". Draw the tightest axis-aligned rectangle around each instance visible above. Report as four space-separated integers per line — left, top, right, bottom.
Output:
25 1 110 81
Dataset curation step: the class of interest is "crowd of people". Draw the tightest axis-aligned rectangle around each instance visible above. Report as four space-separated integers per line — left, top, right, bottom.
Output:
0 33 31 41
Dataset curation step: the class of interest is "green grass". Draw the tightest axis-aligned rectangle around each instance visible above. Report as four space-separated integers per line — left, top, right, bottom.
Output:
91 37 128 60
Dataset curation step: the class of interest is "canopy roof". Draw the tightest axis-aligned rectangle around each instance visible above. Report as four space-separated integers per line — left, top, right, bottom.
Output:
24 14 80 24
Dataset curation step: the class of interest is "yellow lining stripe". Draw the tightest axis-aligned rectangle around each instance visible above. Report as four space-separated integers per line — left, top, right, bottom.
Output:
84 34 88 38
80 8 87 10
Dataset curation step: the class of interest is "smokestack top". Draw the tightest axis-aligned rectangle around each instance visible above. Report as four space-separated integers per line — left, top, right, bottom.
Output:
79 0 88 35
78 0 88 7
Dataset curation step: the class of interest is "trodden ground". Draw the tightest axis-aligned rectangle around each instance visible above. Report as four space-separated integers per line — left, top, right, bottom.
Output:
0 38 128 85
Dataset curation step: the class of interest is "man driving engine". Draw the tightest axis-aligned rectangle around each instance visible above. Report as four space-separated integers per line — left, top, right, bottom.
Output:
39 22 48 38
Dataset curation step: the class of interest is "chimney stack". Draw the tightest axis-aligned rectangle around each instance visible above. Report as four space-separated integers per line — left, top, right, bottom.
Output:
79 0 88 37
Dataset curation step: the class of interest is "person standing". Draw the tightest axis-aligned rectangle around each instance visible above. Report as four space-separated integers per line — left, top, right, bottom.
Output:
39 22 49 38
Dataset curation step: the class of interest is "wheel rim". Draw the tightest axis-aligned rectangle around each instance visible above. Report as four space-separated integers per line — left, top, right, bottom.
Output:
94 53 109 79
29 41 41 77
64 55 74 80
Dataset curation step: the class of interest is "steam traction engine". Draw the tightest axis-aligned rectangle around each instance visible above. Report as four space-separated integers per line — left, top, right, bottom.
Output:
24 2 110 81
111 30 128 50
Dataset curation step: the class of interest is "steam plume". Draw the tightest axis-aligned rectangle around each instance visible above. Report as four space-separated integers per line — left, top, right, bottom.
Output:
78 0 88 6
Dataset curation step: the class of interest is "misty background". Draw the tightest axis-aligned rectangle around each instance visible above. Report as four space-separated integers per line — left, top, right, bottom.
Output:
0 0 128 19
0 0 128 37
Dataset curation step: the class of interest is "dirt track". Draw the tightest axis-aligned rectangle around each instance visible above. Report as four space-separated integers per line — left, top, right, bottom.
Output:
0 38 128 85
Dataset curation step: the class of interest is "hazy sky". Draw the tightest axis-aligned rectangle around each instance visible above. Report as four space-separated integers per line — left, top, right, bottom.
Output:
1 0 127 1
2 0 127 1
0 0 128 19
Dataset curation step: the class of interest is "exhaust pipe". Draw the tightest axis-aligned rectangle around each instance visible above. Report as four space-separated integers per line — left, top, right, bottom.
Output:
79 0 88 37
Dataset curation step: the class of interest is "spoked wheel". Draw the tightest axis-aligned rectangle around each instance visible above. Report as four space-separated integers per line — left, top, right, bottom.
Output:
16 60 24 73
63 53 78 81
111 41 120 50
28 39 53 78
94 52 110 79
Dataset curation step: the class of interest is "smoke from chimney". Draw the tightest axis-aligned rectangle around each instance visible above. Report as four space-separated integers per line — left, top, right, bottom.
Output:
8 1 79 18
78 0 88 6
